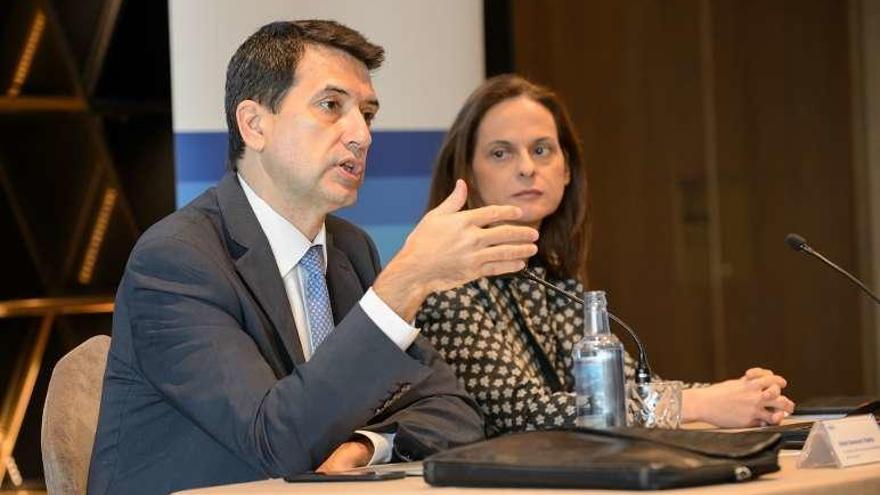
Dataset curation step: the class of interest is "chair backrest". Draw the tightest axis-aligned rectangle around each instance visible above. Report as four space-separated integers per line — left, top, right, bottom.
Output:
41 335 110 495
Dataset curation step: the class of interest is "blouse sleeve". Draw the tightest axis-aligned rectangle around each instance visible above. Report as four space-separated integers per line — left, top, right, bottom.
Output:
417 288 579 434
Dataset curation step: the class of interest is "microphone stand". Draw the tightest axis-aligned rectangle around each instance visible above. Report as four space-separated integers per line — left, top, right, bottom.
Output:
785 233 880 305
519 270 653 384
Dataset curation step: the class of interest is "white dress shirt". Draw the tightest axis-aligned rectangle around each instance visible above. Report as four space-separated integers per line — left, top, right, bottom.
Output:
238 174 418 465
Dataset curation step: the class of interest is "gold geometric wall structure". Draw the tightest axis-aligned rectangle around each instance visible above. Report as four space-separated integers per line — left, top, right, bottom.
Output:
0 0 174 487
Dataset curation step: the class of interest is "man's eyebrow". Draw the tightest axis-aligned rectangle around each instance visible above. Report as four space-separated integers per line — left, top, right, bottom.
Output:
322 85 349 97
322 85 379 109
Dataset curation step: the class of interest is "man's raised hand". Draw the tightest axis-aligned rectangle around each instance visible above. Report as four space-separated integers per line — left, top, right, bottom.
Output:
374 180 539 321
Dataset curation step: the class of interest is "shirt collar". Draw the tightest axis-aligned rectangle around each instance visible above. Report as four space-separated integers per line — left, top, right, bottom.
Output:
238 173 327 277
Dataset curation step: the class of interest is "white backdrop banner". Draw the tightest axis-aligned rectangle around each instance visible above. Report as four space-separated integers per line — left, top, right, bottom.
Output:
168 0 484 261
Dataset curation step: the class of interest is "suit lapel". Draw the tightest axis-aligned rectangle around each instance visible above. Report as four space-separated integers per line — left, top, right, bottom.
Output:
216 173 305 365
325 230 365 323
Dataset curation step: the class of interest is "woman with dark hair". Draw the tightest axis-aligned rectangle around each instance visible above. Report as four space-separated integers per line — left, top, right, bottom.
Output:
416 74 794 435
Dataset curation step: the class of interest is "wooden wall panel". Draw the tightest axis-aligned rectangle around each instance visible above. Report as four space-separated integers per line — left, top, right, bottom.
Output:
512 0 717 383
711 0 863 397
511 0 866 398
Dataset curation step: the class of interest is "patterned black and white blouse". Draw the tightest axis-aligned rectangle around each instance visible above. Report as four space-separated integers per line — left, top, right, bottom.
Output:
416 266 664 435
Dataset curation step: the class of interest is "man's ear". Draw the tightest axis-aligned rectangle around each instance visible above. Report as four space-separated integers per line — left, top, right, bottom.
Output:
236 100 268 152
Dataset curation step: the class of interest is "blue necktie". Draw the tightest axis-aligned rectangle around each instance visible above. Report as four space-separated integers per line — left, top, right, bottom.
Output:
300 245 333 351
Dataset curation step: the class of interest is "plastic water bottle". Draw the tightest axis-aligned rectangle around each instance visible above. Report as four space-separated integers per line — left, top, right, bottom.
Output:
573 290 626 428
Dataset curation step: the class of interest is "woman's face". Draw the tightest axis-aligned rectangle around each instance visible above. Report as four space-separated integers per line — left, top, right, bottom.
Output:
471 96 570 230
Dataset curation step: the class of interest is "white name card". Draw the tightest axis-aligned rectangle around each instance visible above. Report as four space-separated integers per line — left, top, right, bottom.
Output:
798 415 880 468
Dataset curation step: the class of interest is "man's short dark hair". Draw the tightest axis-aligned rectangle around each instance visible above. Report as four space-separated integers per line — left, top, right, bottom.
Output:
224 20 385 168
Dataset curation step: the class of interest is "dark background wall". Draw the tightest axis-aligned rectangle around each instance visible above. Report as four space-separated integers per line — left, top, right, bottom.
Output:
0 0 173 486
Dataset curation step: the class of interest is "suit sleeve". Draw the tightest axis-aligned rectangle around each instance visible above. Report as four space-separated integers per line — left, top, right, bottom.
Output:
347 225 485 458
361 335 485 460
123 235 430 478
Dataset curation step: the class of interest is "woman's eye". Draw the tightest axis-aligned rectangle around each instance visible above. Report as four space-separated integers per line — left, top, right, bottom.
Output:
534 144 549 156
491 149 507 159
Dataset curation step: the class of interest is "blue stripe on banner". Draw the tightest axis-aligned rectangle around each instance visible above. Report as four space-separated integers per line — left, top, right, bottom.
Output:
177 176 432 224
174 130 445 184
174 133 228 182
176 180 217 208
334 176 432 224
366 130 446 176
358 223 418 264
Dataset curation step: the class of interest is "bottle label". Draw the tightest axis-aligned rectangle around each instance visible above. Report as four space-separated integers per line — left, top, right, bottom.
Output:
574 347 626 428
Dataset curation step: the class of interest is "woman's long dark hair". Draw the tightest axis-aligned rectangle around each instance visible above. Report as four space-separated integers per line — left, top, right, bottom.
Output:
427 74 591 283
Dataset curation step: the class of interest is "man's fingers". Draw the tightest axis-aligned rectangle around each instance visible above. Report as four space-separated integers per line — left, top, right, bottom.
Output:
431 179 469 215
480 260 528 278
476 243 539 265
478 224 540 247
462 204 524 227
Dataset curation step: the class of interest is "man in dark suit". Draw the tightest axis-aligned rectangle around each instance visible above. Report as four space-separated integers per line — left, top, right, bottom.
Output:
87 20 539 494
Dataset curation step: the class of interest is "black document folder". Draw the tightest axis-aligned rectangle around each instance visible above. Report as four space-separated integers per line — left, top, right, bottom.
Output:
795 396 879 416
424 428 781 490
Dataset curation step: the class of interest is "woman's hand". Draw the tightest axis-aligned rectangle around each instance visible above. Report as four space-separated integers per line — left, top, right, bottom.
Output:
681 367 795 427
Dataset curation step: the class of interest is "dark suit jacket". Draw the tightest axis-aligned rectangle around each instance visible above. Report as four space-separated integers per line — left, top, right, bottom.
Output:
87 173 483 494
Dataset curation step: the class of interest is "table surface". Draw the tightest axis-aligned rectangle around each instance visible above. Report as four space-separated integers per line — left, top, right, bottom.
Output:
175 452 880 495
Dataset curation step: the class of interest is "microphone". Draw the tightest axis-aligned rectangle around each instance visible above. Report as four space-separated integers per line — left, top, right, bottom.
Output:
519 269 654 384
784 233 880 305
